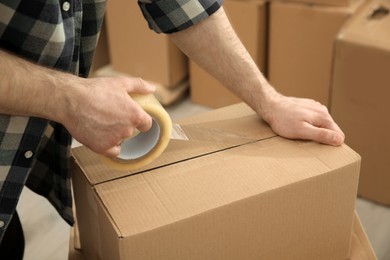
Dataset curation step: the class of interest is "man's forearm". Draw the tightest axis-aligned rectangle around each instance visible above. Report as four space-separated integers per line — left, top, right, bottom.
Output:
0 49 156 156
0 49 78 123
169 7 279 118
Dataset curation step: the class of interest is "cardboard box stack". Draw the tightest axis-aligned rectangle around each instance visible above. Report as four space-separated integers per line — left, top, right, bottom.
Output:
103 1 188 106
330 0 390 205
268 0 364 107
71 103 376 260
189 0 268 108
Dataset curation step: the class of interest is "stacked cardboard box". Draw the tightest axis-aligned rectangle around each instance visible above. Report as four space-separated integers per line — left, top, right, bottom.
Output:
92 65 188 107
190 0 268 108
104 1 188 105
330 0 390 205
268 0 364 107
71 103 374 260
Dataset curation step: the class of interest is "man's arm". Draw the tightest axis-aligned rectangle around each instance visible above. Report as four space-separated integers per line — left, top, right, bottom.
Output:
0 49 154 156
169 7 344 146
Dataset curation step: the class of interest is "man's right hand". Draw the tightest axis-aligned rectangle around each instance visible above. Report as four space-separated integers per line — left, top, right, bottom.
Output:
0 49 155 157
60 76 156 157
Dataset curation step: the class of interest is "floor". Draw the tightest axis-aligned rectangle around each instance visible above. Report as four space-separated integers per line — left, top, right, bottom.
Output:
17 97 390 260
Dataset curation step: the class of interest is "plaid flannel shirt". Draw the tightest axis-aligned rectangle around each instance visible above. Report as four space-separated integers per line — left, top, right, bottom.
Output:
0 0 223 243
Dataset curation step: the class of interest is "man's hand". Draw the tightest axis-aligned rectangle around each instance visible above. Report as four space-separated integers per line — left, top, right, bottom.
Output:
0 50 155 157
261 94 345 146
61 76 155 157
169 8 345 146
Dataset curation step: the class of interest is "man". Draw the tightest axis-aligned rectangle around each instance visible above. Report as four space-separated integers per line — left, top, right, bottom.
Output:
0 0 344 258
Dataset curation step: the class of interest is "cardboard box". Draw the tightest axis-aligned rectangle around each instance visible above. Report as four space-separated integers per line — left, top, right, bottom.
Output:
105 1 187 88
92 65 189 107
68 226 85 260
68 247 85 260
268 0 363 107
350 213 377 260
330 0 390 205
68 212 376 260
72 103 362 260
68 193 84 260
190 0 267 108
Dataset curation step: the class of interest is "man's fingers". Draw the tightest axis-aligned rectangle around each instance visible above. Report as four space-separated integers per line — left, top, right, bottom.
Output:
124 77 155 94
135 111 153 132
301 124 345 146
312 115 345 139
103 145 121 157
103 112 152 158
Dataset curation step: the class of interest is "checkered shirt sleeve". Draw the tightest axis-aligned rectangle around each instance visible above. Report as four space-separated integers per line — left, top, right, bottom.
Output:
138 0 224 33
0 0 106 243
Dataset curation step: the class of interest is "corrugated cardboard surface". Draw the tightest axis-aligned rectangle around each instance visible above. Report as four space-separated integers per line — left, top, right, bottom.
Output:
68 212 376 260
105 1 187 87
72 103 362 260
190 0 267 108
330 0 390 205
268 0 363 107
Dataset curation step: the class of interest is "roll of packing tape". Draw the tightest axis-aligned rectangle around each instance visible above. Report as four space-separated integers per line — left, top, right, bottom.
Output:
100 94 172 171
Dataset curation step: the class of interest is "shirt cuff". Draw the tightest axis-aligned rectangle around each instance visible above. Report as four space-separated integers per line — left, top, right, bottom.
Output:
138 0 224 34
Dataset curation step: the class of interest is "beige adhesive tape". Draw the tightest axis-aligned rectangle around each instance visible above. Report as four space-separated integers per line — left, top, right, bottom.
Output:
100 94 172 171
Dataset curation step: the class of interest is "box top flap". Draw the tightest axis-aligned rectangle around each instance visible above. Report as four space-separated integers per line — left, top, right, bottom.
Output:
95 137 360 238
72 103 276 185
338 0 390 50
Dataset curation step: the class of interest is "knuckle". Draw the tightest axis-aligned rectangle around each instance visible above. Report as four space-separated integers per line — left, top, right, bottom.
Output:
135 77 146 88
132 111 146 126
318 129 330 141
122 128 134 138
116 75 128 85
320 105 329 114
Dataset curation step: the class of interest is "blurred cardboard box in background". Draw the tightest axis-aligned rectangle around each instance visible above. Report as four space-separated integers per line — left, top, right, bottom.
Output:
90 21 110 75
268 0 363 107
105 1 188 88
330 0 390 205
